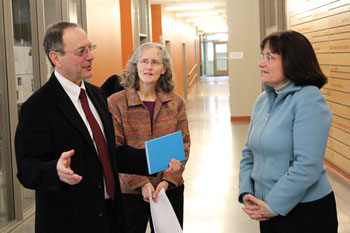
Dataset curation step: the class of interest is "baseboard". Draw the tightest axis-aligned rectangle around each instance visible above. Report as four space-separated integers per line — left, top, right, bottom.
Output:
324 159 350 180
231 116 251 122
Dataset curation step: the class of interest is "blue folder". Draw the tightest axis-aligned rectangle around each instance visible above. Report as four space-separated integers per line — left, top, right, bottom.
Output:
144 131 185 174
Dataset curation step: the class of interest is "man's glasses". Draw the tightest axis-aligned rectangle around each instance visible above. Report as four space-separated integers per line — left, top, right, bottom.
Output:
138 59 163 67
60 44 97 57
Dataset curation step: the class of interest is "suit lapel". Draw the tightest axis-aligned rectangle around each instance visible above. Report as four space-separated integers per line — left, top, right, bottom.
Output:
47 74 96 152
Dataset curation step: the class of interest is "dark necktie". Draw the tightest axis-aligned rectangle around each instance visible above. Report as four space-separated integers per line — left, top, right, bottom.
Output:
79 88 115 200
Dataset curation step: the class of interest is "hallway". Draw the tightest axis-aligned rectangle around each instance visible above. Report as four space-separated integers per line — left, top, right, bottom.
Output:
10 76 350 233
183 75 259 232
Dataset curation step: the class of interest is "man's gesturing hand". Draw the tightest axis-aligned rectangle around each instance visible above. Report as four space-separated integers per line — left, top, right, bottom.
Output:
57 149 82 185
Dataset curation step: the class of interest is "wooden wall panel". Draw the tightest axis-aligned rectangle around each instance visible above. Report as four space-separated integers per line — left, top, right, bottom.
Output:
289 0 350 175
329 137 350 159
333 115 350 132
328 90 350 106
328 78 350 92
330 126 350 145
313 41 329 52
329 11 350 27
329 39 350 52
332 149 350 171
329 101 350 118
325 147 333 160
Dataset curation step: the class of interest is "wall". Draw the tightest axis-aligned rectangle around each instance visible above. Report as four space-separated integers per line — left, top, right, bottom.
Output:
227 0 262 120
86 0 123 86
151 4 162 43
288 0 350 176
120 0 135 69
161 10 199 98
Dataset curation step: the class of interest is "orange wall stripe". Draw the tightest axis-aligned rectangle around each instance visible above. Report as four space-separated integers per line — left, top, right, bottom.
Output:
151 5 162 43
120 0 134 69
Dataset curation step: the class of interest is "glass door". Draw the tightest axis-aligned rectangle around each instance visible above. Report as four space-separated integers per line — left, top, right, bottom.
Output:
0 0 87 231
12 0 38 213
0 0 15 228
11 0 85 214
39 0 85 82
214 42 228 76
38 0 62 81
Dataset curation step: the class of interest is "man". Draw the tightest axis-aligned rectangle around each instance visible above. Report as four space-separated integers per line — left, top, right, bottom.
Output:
15 22 179 233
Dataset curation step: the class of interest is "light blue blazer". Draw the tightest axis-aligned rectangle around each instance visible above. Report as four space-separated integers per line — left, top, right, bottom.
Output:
238 81 333 216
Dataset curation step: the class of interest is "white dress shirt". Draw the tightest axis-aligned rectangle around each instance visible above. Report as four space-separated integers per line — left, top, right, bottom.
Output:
55 70 110 199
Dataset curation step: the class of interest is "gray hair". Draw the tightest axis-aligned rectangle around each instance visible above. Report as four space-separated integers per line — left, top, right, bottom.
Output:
119 42 174 93
43 22 80 67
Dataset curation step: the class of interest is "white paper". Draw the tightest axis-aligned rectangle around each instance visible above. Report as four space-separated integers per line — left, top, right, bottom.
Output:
149 187 183 233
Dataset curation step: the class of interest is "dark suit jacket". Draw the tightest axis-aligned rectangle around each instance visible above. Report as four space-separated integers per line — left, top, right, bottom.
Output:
15 73 148 233
101 74 123 98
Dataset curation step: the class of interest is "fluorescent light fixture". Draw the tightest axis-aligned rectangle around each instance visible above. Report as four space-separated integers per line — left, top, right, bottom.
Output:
164 4 214 11
198 25 227 30
192 22 227 27
186 16 224 23
198 25 228 33
175 11 218 17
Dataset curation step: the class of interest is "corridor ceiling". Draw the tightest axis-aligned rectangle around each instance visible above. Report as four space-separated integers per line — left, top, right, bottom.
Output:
149 0 227 33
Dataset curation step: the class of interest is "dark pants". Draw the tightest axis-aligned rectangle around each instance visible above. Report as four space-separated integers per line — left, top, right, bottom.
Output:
260 192 338 233
121 185 184 233
105 198 120 233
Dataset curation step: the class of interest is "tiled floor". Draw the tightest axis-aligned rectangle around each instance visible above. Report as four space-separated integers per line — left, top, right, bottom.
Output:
10 75 350 233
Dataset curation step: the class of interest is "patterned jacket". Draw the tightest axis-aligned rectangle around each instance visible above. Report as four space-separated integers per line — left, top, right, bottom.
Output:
108 87 190 194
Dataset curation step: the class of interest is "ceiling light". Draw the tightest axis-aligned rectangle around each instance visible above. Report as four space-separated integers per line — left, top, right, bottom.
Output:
164 4 215 11
175 11 218 17
192 22 227 27
198 25 228 33
185 16 224 23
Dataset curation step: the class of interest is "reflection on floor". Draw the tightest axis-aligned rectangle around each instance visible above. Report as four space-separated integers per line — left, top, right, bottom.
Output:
10 76 350 233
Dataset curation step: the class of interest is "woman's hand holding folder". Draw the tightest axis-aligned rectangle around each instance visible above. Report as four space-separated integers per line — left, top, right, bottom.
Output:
165 158 182 173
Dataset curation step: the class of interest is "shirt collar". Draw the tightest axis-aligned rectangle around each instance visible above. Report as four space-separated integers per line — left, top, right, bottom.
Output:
55 70 86 101
126 87 172 106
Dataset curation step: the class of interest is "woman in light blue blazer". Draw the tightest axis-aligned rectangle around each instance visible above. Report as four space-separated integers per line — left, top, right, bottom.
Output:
238 30 338 233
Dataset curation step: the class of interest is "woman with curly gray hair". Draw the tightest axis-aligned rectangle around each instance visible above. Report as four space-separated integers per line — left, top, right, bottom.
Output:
108 42 190 233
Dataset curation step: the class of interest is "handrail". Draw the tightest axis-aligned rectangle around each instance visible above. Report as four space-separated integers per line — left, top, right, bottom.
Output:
188 73 198 87
187 63 198 76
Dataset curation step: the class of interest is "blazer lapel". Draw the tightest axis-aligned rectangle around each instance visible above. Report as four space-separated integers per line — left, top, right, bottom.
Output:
47 74 96 152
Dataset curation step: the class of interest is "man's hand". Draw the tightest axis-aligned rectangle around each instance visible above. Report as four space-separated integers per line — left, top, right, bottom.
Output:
57 149 82 185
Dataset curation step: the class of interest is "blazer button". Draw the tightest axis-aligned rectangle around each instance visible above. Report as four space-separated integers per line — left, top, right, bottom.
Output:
98 210 104 217
97 183 103 189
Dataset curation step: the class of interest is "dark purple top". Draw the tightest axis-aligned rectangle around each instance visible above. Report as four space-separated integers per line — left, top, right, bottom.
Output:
143 101 156 129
